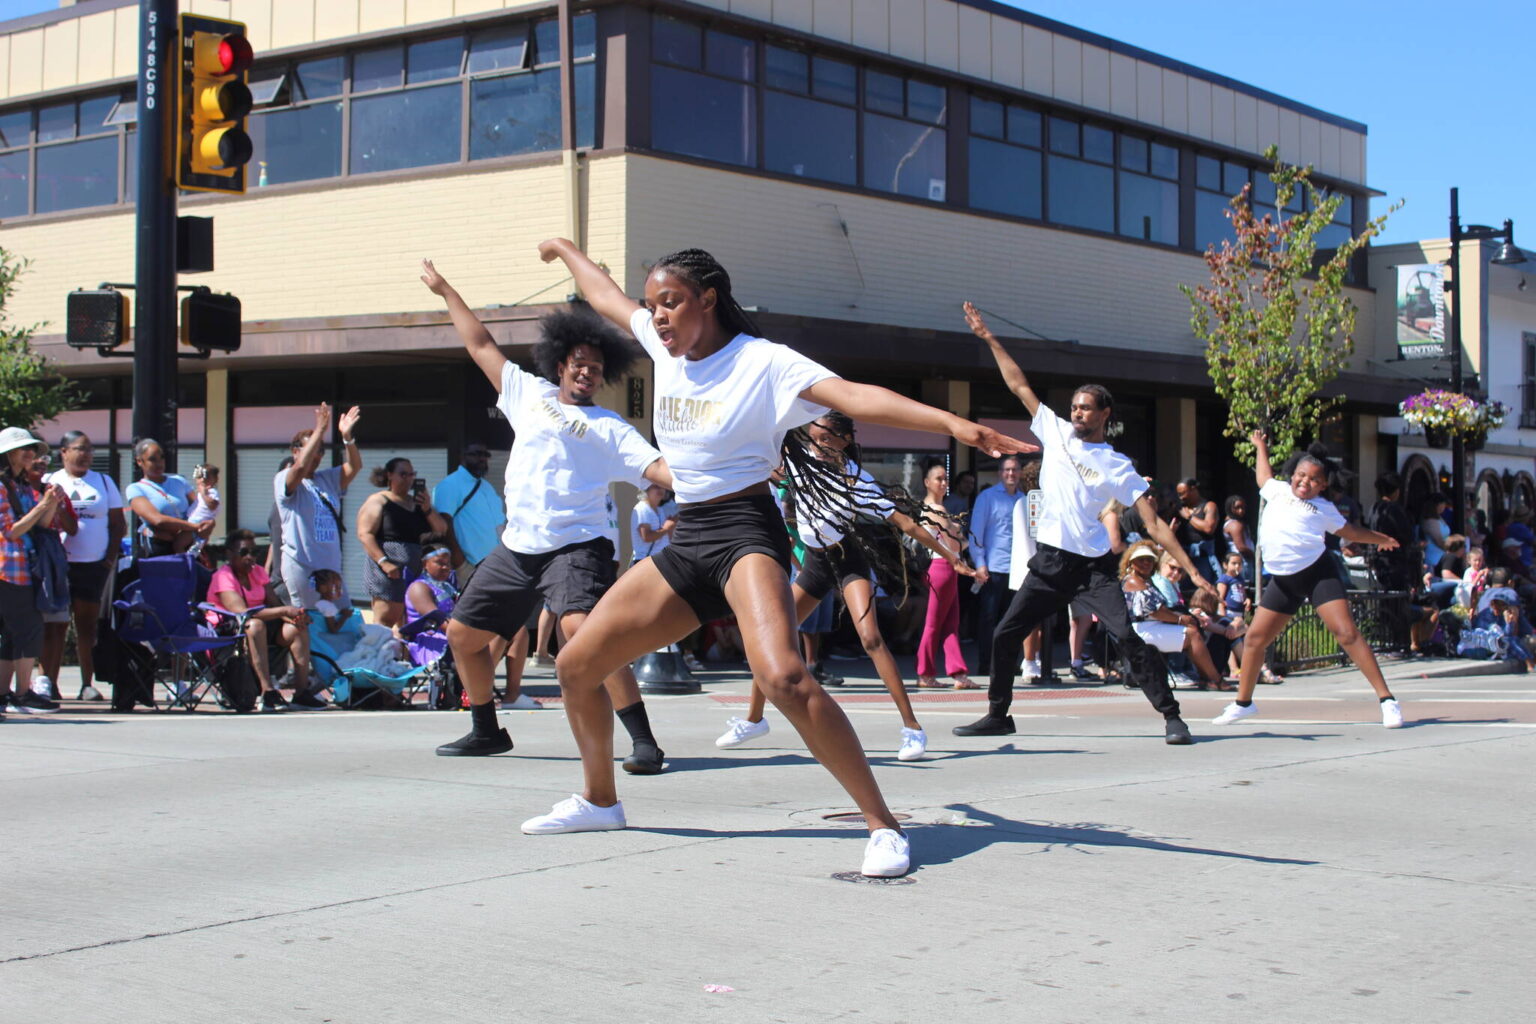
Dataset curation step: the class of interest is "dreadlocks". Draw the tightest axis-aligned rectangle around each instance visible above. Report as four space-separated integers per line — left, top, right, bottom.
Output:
652 249 763 339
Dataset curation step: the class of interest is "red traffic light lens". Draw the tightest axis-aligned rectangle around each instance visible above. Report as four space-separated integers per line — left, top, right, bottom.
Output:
216 34 253 74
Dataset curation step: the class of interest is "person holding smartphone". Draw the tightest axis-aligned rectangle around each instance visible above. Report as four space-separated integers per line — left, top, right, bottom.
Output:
356 457 447 629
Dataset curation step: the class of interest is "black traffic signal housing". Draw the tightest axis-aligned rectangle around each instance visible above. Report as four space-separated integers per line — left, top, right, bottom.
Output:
180 288 242 353
66 288 130 350
177 14 253 194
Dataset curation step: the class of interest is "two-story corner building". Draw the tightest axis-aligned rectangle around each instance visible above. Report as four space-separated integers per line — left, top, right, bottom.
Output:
1 0 1395 584
1369 237 1536 523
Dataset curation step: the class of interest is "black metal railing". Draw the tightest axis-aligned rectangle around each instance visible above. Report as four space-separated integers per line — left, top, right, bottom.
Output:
1271 590 1411 673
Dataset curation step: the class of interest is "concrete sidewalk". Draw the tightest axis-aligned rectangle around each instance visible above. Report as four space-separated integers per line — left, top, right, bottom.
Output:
2 656 1532 1022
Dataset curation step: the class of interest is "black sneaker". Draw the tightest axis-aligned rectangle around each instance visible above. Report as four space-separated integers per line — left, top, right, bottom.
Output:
17 690 59 713
1164 717 1193 745
952 714 1016 737
289 690 329 711
436 727 513 756
1068 663 1094 681
622 742 666 775
261 692 290 714
812 665 845 687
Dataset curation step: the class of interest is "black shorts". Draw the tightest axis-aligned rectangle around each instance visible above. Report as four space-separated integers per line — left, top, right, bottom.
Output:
795 543 872 601
1260 555 1348 616
0 580 43 660
450 538 615 639
67 560 111 604
652 493 793 623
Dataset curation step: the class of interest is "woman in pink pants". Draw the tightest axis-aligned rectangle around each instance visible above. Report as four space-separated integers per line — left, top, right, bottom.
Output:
916 460 976 688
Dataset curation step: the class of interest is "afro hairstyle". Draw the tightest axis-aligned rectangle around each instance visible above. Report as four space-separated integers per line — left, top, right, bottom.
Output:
531 299 640 386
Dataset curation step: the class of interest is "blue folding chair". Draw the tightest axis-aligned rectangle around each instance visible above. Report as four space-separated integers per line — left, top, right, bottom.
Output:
113 554 253 712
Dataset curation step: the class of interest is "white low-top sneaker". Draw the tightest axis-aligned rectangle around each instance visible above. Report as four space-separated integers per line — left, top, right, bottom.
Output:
1381 698 1404 729
521 795 626 835
715 716 770 748
897 727 927 762
861 828 911 877
500 694 542 710
1211 702 1258 725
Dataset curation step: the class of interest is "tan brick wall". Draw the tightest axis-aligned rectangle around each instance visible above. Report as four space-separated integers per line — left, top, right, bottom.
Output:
1 155 627 330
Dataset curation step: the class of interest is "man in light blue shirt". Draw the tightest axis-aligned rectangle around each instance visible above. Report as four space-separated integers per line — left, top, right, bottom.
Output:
969 455 1024 675
432 443 505 583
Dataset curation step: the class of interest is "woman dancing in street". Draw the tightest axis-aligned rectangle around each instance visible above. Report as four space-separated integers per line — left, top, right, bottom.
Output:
713 413 975 762
1212 431 1406 729
529 239 1029 877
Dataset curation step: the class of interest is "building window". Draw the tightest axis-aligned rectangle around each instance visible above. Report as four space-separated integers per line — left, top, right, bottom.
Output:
1045 116 1113 233
1195 154 1254 251
650 17 757 167
0 92 127 217
968 96 1041 219
349 38 465 175
862 70 947 200
1117 134 1179 244
762 45 856 185
1523 333 1536 429
248 57 345 185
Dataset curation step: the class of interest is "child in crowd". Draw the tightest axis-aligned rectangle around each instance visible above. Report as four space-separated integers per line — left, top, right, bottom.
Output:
189 464 221 525
1217 551 1250 618
1457 546 1489 610
1191 588 1245 680
1470 588 1535 670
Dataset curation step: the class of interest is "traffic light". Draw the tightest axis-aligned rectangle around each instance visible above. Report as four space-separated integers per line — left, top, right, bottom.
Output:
176 14 253 194
66 288 130 350
180 288 242 352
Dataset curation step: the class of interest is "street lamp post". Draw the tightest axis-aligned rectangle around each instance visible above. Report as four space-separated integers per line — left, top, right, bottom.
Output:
1446 187 1526 535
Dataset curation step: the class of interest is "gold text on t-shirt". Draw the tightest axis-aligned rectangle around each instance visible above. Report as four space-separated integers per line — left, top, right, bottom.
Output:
657 396 726 432
538 398 590 438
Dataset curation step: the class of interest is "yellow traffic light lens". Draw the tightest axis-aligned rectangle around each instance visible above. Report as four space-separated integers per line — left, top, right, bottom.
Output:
196 125 253 170
195 79 252 122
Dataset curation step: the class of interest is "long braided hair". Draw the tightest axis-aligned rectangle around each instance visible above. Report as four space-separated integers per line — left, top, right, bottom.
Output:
651 249 762 339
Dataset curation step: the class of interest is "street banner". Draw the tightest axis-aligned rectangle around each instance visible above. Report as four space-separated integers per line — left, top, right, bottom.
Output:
1396 262 1445 359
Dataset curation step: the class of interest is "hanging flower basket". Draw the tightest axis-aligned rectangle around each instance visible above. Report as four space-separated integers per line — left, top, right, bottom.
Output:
1423 425 1451 449
1400 390 1506 442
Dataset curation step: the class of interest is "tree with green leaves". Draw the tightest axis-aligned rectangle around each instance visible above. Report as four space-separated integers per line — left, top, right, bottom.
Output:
1182 145 1396 470
0 244 81 431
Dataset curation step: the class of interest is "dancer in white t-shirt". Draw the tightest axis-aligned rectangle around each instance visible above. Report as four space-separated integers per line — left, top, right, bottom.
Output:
421 261 673 773
1213 431 1406 729
954 303 1216 745
531 240 1030 877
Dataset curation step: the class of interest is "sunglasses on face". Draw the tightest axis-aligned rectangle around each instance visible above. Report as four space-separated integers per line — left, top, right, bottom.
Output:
234 547 257 556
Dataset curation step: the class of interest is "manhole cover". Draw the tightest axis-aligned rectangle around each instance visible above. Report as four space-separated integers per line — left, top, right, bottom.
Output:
821 812 912 825
830 871 917 885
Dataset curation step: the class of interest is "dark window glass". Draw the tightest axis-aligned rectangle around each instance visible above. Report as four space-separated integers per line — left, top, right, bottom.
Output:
79 95 115 134
1196 189 1236 250
1150 141 1178 179
970 96 1003 139
764 91 855 184
573 13 597 60
765 46 807 93
1006 106 1041 146
296 56 345 99
864 70 903 116
469 24 528 74
651 66 755 167
0 150 28 216
123 127 136 197
1222 160 1247 194
533 20 560 64
407 36 462 84
1252 173 1277 206
1046 155 1113 232
1316 221 1351 250
1119 171 1178 244
705 30 754 81
812 57 856 105
907 79 945 124
349 82 461 173
0 109 28 148
1049 117 1077 155
1195 154 1221 191
1083 125 1113 164
652 17 700 68
353 45 404 93
968 136 1041 219
1330 193 1352 224
249 102 343 183
863 112 946 200
37 101 75 142
470 67 560 159
575 60 595 150
1119 135 1147 172
35 135 117 213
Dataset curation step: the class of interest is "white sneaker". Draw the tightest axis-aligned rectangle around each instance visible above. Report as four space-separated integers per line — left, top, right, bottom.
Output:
521 794 626 835
32 675 55 699
1023 658 1041 680
79 685 105 702
682 653 705 672
500 694 542 710
861 828 911 877
715 716 770 748
1211 702 1257 725
1381 698 1404 729
897 727 927 762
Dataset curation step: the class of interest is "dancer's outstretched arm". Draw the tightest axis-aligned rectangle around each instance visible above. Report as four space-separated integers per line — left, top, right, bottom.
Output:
421 259 507 388
889 509 975 576
1138 493 1216 595
964 301 1041 415
1338 523 1399 551
803 378 1034 458
1251 430 1275 487
538 237 641 330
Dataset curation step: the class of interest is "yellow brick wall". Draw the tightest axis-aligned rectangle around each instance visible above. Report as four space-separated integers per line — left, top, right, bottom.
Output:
1 156 627 330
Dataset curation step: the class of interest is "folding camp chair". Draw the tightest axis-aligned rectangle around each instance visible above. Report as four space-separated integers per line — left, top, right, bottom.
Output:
307 620 432 710
112 554 253 712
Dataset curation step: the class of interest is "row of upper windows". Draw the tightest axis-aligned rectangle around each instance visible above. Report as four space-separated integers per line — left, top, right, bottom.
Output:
647 14 1362 255
0 15 595 218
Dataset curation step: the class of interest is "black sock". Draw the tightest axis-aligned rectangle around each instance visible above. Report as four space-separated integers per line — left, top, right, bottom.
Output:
616 701 656 747
1236 699 1253 707
1379 695 1395 703
470 700 499 736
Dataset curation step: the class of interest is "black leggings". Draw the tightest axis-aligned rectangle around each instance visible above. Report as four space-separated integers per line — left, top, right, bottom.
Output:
988 544 1179 721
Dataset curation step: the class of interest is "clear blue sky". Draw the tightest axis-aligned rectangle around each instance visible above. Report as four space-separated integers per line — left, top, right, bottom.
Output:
2 0 1530 245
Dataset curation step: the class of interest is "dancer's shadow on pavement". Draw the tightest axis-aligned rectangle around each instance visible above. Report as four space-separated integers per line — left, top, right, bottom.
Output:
660 743 1092 773
1396 715 1513 729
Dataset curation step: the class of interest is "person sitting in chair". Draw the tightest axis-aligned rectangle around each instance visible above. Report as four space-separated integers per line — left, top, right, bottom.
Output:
402 536 457 666
207 529 321 713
